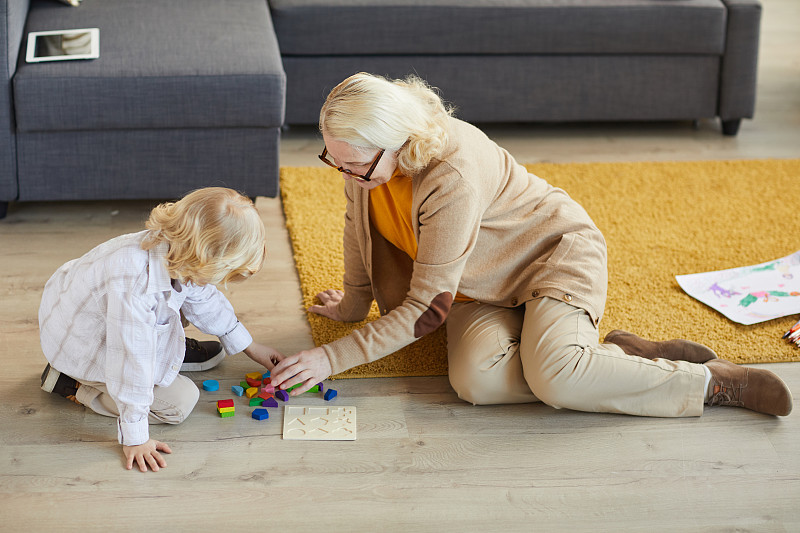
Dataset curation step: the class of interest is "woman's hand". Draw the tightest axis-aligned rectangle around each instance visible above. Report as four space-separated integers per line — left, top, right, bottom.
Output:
270 347 332 395
243 342 284 371
308 289 345 322
123 439 172 472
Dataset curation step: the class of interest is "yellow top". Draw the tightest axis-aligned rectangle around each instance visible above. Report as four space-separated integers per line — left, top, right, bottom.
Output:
369 170 473 303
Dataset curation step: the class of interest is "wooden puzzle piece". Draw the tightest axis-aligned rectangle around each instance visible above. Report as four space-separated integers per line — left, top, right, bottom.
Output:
282 406 356 441
252 408 269 421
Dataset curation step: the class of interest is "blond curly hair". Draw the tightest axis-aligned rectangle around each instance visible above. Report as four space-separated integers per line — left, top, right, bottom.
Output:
319 72 454 176
141 187 266 286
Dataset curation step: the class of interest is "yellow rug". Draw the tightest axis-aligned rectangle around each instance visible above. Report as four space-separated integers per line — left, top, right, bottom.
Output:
281 159 800 378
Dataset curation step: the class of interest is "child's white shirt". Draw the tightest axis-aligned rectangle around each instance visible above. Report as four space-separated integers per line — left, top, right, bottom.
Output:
39 231 253 446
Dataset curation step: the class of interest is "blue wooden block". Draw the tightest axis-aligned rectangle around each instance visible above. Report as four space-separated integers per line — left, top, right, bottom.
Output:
324 388 337 401
251 408 269 421
231 385 244 397
202 379 219 392
262 370 271 378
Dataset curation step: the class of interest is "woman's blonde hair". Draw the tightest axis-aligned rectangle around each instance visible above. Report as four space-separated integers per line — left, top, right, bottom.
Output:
319 72 454 176
142 187 267 286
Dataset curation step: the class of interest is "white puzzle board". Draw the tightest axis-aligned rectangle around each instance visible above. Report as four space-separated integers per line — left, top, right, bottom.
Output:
282 406 357 440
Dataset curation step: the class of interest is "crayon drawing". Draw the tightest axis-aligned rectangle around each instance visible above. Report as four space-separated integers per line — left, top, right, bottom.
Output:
676 251 800 325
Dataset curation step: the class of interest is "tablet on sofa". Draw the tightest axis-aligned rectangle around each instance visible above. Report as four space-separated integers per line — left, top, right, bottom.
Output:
26 28 99 63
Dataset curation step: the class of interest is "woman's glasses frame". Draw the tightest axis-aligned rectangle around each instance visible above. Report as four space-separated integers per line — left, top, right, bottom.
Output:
318 145 385 182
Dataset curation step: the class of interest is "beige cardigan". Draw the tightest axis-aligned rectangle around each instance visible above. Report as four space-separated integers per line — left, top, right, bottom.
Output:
324 117 608 374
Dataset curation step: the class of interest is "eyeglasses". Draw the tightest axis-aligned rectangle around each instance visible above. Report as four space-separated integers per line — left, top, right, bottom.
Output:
319 145 385 182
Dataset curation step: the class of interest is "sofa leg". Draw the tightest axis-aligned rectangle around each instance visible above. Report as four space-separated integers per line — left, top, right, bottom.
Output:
0 201 7 220
721 119 741 136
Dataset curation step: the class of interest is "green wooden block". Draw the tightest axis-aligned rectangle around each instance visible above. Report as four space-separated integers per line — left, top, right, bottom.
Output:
286 383 320 393
240 381 249 389
249 397 264 406
219 411 235 418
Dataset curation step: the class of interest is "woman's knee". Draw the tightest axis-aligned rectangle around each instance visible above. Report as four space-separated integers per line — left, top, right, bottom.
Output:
523 345 585 409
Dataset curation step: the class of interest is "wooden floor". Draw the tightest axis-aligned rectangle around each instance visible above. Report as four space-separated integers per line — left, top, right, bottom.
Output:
1 1 799 530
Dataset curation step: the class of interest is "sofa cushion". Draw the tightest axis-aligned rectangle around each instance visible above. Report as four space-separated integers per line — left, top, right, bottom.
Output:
13 0 285 133
271 0 726 56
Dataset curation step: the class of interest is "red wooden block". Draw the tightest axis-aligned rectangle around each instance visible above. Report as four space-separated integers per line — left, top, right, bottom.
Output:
217 399 235 409
245 377 262 387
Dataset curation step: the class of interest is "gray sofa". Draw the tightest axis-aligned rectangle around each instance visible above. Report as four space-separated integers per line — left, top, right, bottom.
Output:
1 0 762 218
2 0 286 218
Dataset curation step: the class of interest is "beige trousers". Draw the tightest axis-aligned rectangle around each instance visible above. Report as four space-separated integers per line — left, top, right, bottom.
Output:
446 297 706 417
75 374 199 425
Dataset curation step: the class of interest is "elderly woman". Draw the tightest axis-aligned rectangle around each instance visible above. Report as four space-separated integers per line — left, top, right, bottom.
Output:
271 73 791 418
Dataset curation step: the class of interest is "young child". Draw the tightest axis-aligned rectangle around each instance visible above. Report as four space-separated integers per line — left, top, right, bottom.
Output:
39 187 281 472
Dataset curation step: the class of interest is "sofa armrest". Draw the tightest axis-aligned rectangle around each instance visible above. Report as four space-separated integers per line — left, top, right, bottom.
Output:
718 0 762 122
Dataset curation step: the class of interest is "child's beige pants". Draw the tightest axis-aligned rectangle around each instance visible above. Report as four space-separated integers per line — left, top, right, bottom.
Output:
75 374 199 425
446 296 706 417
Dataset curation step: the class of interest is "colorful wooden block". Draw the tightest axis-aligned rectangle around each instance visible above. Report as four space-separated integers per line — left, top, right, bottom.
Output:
323 389 338 401
317 382 324 393
219 410 235 418
285 383 320 394
275 390 289 402
246 372 263 380
262 371 271 379
218 406 235 414
202 380 219 392
240 381 249 389
249 397 264 406
217 399 235 409
257 390 274 400
260 384 275 394
262 377 271 385
246 377 262 387
251 408 269 421
261 397 279 408
231 385 244 397
245 387 258 398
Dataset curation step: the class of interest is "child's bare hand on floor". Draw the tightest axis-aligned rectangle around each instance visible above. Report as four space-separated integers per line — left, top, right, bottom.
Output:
123 439 172 472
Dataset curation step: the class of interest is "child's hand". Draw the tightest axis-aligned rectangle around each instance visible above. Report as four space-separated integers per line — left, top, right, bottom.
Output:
123 439 172 472
243 342 283 370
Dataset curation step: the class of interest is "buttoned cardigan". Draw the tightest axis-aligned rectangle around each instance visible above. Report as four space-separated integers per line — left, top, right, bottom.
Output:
324 117 608 374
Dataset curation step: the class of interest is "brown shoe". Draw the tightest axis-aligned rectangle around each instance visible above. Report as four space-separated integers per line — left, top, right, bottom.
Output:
705 359 793 416
604 329 718 364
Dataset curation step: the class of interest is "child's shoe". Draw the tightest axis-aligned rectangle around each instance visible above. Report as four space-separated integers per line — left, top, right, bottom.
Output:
40 364 82 405
181 338 226 372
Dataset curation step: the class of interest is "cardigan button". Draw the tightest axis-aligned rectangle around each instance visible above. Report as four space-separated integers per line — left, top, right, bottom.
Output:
563 294 573 302
532 290 540 297
511 297 518 306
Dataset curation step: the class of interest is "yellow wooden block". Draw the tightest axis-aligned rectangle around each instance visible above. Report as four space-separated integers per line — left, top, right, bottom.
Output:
217 406 235 414
245 372 262 381
245 387 258 398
